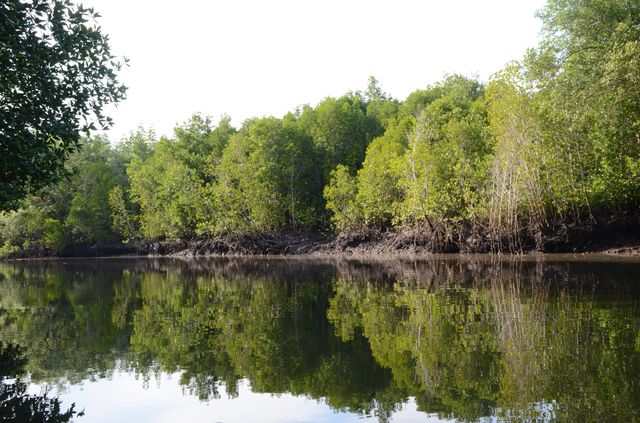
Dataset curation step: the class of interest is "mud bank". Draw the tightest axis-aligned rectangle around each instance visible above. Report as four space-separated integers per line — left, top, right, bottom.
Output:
4 214 640 258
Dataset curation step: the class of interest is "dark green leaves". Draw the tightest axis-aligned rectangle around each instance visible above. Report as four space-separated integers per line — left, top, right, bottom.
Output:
0 0 126 210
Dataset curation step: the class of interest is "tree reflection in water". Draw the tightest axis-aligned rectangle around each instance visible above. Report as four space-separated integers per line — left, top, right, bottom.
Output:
0 257 639 422
0 343 81 422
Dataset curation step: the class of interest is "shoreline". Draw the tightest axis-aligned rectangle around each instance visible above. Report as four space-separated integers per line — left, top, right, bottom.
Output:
4 222 640 259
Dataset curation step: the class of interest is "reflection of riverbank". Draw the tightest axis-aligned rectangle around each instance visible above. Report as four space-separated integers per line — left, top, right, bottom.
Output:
1 258 639 422
328 260 640 421
0 343 81 422
4 254 640 285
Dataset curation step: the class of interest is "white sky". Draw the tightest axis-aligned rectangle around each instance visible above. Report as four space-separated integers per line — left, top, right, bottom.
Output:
83 0 547 142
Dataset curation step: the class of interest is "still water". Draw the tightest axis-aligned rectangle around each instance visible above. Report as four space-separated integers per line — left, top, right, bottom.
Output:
1 256 639 422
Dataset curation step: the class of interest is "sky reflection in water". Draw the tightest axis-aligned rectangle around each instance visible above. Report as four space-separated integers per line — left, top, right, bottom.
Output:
30 373 448 423
2 256 639 422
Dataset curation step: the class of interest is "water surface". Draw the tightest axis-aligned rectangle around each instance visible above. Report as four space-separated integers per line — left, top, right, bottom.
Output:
1 256 639 422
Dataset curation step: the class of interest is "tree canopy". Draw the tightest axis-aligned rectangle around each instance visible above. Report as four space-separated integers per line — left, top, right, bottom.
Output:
2 0 640 254
0 0 126 210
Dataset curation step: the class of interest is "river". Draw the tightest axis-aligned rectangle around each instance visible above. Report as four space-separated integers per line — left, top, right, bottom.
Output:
1 255 639 422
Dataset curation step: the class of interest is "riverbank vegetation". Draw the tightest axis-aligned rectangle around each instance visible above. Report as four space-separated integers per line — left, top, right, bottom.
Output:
2 0 639 256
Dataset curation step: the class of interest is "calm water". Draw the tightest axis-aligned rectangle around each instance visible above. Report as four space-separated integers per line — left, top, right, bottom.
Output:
1 256 640 422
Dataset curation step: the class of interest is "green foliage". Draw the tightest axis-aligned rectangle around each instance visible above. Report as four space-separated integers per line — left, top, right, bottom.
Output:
173 114 219 178
303 93 381 177
0 242 17 258
113 127 156 186
117 128 155 162
485 67 547 249
0 0 126 210
241 117 308 230
355 131 405 227
108 186 138 243
0 201 48 250
0 134 132 252
128 139 202 239
530 0 640 209
324 165 362 231
202 116 321 234
3 0 640 252
65 161 118 243
342 75 491 233
365 76 399 130
121 115 238 239
320 0 640 244
206 131 253 234
43 218 67 251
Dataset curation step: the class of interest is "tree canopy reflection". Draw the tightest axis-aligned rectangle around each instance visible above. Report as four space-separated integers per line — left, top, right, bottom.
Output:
0 258 639 422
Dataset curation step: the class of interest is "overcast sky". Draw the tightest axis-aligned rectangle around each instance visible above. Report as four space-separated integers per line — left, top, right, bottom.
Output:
83 0 547 142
